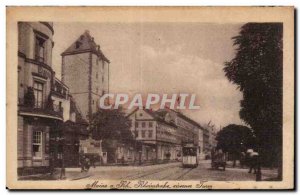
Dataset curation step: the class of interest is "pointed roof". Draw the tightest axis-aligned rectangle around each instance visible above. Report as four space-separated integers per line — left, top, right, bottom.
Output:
61 30 110 63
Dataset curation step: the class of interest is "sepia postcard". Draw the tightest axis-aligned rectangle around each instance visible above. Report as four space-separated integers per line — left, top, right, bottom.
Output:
6 6 294 190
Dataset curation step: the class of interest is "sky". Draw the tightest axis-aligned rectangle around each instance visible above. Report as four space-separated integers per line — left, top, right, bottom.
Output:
52 22 245 130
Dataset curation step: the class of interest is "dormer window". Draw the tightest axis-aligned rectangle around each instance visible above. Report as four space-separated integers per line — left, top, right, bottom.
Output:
75 41 81 49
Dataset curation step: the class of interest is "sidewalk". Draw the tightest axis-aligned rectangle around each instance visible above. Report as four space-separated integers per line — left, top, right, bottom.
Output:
225 160 278 180
18 168 92 181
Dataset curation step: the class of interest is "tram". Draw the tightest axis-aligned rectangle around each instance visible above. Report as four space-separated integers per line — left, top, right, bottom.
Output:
182 143 198 168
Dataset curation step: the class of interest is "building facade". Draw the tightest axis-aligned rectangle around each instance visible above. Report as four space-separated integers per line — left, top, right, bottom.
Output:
126 108 205 164
61 30 110 121
128 109 181 164
17 22 63 175
156 109 205 159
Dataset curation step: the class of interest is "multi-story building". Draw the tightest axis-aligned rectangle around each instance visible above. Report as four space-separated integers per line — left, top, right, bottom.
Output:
49 80 89 168
203 127 210 155
202 123 217 158
127 109 181 164
209 126 217 150
126 108 204 164
17 22 64 175
61 30 110 121
17 22 89 176
156 109 204 159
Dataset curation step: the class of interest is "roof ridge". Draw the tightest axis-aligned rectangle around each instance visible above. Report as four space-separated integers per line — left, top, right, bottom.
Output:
61 30 110 63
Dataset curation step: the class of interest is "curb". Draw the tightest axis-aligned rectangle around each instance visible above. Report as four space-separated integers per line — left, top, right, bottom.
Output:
70 174 92 181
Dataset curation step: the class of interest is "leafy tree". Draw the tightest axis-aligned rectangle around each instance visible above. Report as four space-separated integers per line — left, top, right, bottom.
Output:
90 108 134 143
216 124 256 167
224 23 282 179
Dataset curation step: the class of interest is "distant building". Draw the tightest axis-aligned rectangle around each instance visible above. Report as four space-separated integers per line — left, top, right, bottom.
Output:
61 30 110 121
126 108 203 164
202 122 217 158
127 109 181 164
203 127 210 154
60 97 89 167
209 126 217 149
156 109 205 159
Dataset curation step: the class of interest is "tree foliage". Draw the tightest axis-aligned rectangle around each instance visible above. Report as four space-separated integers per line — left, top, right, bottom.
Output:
90 108 134 144
216 124 256 154
224 23 283 169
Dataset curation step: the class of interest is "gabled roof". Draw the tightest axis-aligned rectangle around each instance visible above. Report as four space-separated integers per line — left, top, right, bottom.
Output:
126 108 178 128
157 108 204 129
61 30 110 63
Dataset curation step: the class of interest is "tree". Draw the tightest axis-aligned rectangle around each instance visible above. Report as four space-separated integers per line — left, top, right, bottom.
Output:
224 23 282 179
216 124 256 167
90 108 134 142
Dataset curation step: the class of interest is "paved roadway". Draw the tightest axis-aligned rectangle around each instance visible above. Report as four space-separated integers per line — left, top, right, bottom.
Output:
85 160 276 181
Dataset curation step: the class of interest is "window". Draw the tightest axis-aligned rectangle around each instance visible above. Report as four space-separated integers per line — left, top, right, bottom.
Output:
102 63 105 70
135 122 139 128
33 81 44 108
149 122 153 128
75 41 82 49
139 113 143 117
59 101 62 111
142 130 146 138
142 122 145 128
148 130 153 138
32 131 42 158
35 36 46 62
96 73 98 79
102 90 105 96
102 76 104 83
93 100 95 105
96 87 98 94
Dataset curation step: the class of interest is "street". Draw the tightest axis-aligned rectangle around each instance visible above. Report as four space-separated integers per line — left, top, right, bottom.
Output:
73 160 277 181
18 160 278 181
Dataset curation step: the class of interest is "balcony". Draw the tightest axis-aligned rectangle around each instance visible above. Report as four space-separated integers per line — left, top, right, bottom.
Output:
18 98 63 120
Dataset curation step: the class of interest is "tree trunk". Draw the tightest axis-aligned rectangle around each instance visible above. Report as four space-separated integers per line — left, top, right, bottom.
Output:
277 144 283 180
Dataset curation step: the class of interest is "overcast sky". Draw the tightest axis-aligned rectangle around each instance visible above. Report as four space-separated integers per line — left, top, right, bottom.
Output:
52 22 245 129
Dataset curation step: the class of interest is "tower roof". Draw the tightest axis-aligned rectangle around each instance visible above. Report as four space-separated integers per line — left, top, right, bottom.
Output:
61 30 110 63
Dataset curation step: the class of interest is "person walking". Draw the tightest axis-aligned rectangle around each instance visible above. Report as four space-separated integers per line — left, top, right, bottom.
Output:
248 150 259 174
79 150 85 172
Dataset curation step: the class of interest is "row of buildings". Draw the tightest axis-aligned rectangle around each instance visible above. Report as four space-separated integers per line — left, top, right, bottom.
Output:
17 22 217 176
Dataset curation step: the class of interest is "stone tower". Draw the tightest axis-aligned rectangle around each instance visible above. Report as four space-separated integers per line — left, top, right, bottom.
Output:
61 30 110 121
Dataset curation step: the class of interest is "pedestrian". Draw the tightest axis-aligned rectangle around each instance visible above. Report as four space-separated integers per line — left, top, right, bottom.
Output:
60 157 66 179
240 152 246 168
93 155 97 168
79 150 85 172
248 150 259 174
84 157 90 172
90 155 96 168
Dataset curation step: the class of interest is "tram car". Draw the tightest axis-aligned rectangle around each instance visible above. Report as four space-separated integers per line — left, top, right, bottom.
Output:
182 143 198 168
